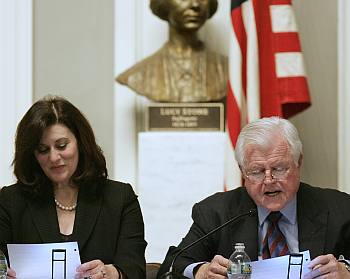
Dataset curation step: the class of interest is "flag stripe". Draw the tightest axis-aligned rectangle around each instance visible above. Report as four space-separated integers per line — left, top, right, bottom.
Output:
273 33 302 52
231 6 247 100
227 83 241 146
254 0 278 118
243 1 260 122
270 5 298 33
275 52 306 78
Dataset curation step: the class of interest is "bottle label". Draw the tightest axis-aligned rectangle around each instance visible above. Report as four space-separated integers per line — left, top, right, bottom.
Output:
229 264 240 274
241 263 252 274
228 263 252 275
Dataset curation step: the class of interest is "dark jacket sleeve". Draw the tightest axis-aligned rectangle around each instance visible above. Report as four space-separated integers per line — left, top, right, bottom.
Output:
157 192 236 278
156 199 215 278
0 186 13 259
157 246 186 279
157 188 259 278
112 183 147 279
171 201 219 274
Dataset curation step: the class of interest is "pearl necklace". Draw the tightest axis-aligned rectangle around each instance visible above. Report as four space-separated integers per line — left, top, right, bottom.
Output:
54 198 77 211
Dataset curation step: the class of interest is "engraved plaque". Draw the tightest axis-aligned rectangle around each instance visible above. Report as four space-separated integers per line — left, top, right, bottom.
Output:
146 103 224 131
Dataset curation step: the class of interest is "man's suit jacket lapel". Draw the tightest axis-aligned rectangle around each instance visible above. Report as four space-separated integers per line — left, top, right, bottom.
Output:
297 183 328 258
228 190 259 261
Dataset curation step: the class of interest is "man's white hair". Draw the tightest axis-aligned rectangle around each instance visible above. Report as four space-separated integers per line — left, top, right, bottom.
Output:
235 117 303 168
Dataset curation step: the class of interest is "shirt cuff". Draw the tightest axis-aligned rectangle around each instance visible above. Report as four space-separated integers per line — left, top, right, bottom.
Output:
183 262 206 279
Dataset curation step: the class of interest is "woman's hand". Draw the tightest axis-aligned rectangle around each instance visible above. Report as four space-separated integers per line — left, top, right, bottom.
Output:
6 267 16 278
75 260 120 279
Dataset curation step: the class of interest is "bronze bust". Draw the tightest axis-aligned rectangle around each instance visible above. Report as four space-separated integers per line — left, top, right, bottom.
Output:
116 0 227 103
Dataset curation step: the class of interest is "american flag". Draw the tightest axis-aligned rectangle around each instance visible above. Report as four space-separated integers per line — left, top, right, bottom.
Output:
225 0 311 189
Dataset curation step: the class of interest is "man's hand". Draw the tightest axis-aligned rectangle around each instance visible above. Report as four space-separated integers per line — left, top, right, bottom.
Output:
304 254 350 279
195 255 229 279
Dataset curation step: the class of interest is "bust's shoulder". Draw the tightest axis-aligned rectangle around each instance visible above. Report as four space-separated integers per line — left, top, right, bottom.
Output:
116 46 166 85
205 48 227 61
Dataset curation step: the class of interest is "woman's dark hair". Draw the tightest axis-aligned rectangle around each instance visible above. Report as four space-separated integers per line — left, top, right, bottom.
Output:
150 0 218 21
13 96 108 199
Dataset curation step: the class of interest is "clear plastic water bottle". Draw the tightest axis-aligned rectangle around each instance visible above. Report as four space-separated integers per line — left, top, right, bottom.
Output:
227 243 252 279
0 250 8 279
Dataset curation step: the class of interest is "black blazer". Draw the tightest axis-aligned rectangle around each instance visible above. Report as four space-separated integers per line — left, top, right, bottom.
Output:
0 180 147 279
158 182 350 276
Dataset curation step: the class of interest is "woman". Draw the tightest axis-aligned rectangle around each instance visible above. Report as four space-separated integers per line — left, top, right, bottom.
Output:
116 0 227 103
0 96 146 278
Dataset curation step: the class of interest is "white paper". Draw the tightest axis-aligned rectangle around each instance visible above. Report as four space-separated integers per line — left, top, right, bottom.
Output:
8 242 81 279
251 251 312 279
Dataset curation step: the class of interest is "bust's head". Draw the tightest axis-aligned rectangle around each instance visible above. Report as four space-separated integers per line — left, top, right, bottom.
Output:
150 0 218 31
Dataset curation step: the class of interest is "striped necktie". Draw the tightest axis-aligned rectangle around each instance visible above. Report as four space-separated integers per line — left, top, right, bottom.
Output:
262 211 290 259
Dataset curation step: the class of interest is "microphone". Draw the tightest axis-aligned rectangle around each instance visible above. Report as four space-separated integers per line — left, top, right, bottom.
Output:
160 208 257 279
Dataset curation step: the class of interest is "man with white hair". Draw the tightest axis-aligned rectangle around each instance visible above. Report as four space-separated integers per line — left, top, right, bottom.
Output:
158 117 350 279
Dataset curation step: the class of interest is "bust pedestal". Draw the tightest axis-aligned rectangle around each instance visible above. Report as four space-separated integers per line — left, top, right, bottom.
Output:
138 131 225 262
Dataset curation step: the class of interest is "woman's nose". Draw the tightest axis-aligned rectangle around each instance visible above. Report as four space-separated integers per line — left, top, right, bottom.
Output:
49 149 61 162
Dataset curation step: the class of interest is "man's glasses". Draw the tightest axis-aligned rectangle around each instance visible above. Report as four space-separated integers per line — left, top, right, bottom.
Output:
244 166 290 183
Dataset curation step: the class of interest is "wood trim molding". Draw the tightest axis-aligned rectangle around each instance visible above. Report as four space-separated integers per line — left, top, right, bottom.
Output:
0 0 32 186
338 0 350 193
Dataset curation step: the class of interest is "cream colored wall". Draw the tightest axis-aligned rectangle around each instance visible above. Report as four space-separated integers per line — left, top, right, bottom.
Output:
292 0 338 188
33 0 115 176
33 0 338 188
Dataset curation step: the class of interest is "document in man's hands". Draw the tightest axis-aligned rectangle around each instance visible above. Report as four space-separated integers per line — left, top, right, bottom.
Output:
251 251 311 279
8 242 81 279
